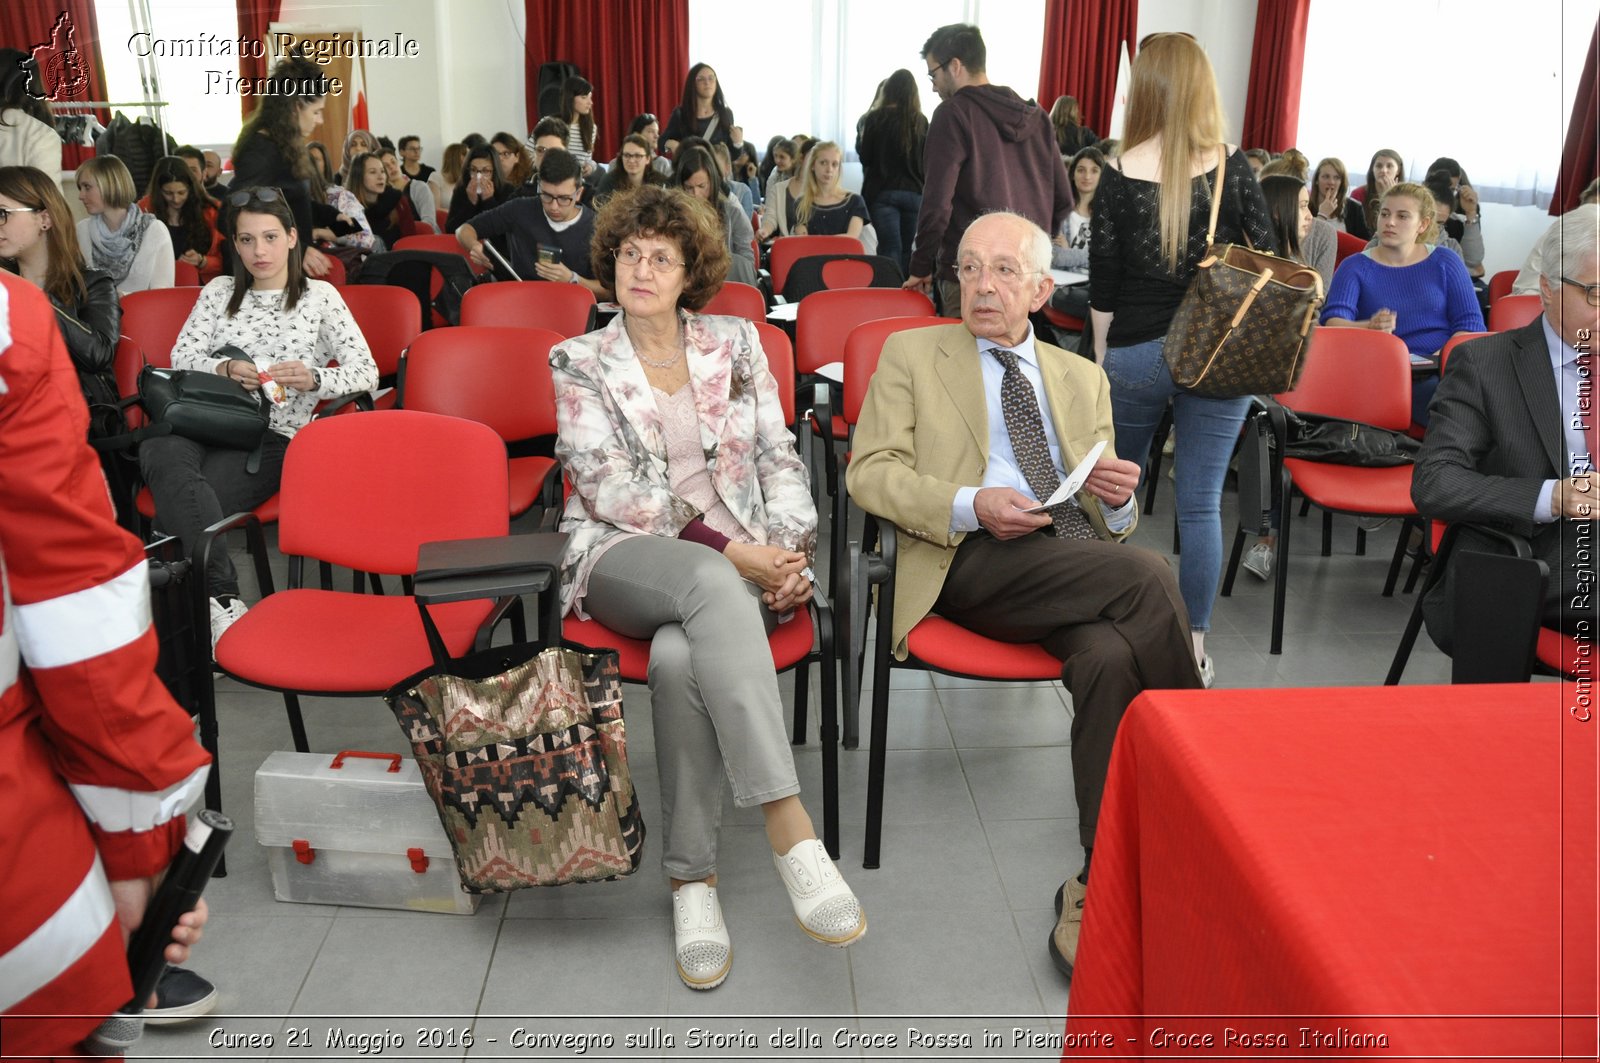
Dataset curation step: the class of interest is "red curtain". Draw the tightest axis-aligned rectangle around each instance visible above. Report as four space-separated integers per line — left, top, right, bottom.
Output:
1240 0 1311 152
1037 0 1137 137
0 2 112 169
1550 16 1599 215
235 0 283 119
523 0 688 161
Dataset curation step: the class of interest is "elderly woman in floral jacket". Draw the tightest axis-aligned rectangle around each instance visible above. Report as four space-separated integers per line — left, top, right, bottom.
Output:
551 186 865 993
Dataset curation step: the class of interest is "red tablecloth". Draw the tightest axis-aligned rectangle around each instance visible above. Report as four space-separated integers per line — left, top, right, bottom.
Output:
1064 684 1597 1060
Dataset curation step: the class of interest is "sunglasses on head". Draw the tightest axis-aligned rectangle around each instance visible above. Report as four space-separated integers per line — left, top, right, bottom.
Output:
228 187 284 207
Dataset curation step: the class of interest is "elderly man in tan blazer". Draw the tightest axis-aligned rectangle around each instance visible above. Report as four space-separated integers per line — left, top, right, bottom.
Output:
847 211 1200 979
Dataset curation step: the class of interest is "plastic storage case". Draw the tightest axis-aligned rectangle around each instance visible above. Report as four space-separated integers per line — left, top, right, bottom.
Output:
254 750 480 915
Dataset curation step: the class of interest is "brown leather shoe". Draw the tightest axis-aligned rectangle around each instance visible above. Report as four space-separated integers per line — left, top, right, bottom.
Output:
1048 875 1087 977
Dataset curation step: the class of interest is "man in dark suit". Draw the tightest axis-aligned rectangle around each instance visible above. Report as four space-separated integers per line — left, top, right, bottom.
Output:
848 211 1200 979
1413 205 1600 649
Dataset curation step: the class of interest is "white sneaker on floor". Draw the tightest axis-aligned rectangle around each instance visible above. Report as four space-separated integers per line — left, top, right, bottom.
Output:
1241 542 1275 581
1357 516 1393 532
208 597 247 651
773 839 866 947
1198 655 1215 689
672 882 731 990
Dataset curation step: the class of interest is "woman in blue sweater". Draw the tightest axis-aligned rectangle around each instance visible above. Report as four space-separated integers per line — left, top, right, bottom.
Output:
1322 181 1484 426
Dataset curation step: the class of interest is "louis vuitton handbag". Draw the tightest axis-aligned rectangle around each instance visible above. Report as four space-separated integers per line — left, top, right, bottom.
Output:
1162 148 1325 398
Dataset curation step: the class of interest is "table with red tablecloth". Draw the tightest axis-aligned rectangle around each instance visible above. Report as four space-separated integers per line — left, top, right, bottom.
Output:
1063 684 1597 1060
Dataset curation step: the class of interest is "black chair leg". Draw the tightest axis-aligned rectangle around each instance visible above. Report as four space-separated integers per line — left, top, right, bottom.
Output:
1382 518 1416 596
791 656 810 746
1355 526 1367 556
283 692 310 753
815 613 839 861
862 642 893 869
1321 510 1333 556
1271 469 1292 655
1386 589 1429 684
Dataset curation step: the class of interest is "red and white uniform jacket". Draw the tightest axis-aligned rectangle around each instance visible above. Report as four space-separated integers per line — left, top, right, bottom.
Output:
0 272 210 1050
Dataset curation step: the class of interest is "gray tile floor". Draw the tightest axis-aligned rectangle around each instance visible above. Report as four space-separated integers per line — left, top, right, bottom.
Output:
131 486 1456 1061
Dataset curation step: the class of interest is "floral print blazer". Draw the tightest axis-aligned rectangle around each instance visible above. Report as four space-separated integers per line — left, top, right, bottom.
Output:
551 310 816 615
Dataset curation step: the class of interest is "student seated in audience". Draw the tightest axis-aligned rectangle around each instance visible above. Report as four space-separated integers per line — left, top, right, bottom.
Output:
440 141 467 193
848 211 1201 982
143 155 223 282
626 114 674 177
336 129 380 186
1415 170 1483 275
1049 95 1097 158
663 63 735 154
1513 181 1600 294
75 155 175 296
140 188 376 648
493 130 538 196
322 162 376 259
760 136 796 206
1313 156 1349 231
673 145 757 286
444 144 511 233
551 184 863 992
785 141 867 238
760 139 801 235
0 51 61 178
398 134 442 207
711 144 754 218
1048 145 1101 323
727 125 761 197
306 140 335 186
0 165 121 444
1260 159 1334 286
1322 181 1484 427
1412 206 1600 650
1243 148 1271 179
596 133 668 206
381 146 438 234
202 149 228 196
345 151 404 252
456 148 610 299
559 76 599 178
1347 148 1404 240
173 145 220 210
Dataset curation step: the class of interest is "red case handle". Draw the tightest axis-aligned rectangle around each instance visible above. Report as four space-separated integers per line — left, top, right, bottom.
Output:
330 750 402 773
292 838 315 865
407 847 429 874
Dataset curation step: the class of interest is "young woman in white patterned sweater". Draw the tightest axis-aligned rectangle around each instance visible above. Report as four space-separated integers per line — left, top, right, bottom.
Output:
140 188 377 645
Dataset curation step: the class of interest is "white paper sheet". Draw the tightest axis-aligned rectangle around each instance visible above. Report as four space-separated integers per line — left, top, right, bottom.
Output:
1021 440 1107 512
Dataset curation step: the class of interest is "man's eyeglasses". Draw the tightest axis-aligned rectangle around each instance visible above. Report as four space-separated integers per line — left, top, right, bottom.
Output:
926 58 953 82
539 191 576 208
0 206 40 225
954 260 1039 285
1562 277 1600 307
228 187 284 207
613 246 683 272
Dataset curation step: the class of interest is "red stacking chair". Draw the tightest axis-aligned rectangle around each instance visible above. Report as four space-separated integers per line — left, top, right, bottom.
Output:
204 410 517 757
1333 228 1366 267
172 259 202 286
556 325 841 857
856 509 1064 867
120 287 202 369
701 281 767 321
768 235 863 296
435 210 449 232
1220 327 1419 654
780 254 902 303
459 280 596 337
337 284 421 410
318 254 347 286
1487 269 1517 308
394 233 482 271
1489 294 1541 332
396 326 562 519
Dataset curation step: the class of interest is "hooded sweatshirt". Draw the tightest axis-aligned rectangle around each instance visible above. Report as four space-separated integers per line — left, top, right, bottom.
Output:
909 84 1074 279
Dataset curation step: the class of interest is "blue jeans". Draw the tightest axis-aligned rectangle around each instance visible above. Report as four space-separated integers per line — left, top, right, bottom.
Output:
1104 338 1250 632
869 189 921 278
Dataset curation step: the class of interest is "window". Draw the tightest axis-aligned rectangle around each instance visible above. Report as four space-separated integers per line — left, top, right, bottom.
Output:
1297 0 1590 207
95 0 245 150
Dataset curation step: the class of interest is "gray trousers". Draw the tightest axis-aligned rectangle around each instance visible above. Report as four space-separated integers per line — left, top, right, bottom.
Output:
582 535 800 879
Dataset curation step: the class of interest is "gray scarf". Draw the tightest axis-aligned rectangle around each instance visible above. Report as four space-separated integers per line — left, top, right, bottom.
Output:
86 203 152 285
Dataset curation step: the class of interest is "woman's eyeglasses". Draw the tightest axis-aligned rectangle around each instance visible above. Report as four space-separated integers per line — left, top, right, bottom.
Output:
0 206 41 225
621 152 649 162
613 246 683 272
228 187 284 207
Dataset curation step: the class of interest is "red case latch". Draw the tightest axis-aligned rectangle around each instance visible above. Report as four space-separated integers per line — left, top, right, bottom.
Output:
407 847 428 873
292 838 315 865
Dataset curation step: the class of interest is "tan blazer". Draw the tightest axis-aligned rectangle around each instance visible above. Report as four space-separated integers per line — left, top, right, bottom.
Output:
846 322 1134 657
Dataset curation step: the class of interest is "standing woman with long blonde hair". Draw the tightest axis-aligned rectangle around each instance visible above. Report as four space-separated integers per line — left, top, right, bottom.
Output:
1089 33 1275 686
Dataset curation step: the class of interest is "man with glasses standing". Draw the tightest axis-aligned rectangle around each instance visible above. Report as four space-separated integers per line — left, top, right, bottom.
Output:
1413 205 1600 650
906 23 1073 315
850 212 1201 981
455 148 610 299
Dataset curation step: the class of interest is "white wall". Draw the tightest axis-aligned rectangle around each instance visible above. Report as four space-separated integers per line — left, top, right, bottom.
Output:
1133 0 1259 144
271 0 528 171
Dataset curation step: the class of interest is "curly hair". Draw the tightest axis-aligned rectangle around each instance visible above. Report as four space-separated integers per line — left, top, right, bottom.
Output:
590 186 728 311
231 54 327 184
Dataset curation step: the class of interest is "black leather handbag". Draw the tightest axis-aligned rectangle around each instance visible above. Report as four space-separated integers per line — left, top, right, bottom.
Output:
1283 411 1421 467
137 351 272 470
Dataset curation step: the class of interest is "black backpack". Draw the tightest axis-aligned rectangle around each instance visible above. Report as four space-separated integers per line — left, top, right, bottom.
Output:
354 249 479 328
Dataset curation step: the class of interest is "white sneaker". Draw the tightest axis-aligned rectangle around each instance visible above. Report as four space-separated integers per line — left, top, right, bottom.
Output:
1241 542 1275 581
773 839 866 947
208 597 247 651
1198 655 1215 689
672 882 731 990
1357 516 1393 532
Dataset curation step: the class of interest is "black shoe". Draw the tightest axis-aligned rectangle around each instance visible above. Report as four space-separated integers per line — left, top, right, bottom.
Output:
145 967 218 1025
